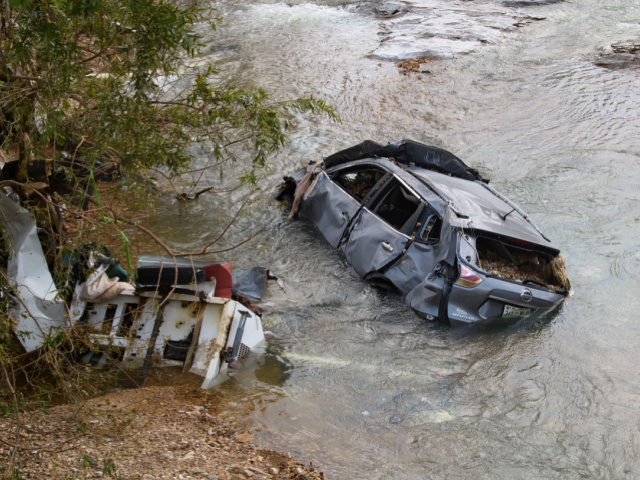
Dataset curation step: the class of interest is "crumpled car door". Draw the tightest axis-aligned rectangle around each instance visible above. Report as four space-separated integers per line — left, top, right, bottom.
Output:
300 171 361 248
343 208 412 277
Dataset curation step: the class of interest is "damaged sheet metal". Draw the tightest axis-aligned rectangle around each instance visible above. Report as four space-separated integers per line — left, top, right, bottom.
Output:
343 208 410 277
300 171 361 248
0 195 67 351
79 255 275 387
83 289 265 388
280 139 570 327
232 267 284 303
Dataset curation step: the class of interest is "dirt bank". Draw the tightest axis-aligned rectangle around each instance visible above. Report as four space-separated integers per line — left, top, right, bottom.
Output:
1 381 323 480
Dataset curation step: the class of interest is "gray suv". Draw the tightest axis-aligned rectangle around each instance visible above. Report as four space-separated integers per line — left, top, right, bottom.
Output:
279 140 570 327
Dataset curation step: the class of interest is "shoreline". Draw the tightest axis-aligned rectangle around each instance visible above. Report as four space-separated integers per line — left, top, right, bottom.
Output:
2 379 323 479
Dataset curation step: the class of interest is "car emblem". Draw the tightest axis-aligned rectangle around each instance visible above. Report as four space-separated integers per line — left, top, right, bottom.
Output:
520 288 533 303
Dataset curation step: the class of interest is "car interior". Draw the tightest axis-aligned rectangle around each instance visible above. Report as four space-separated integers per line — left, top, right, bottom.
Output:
371 181 422 234
333 166 386 202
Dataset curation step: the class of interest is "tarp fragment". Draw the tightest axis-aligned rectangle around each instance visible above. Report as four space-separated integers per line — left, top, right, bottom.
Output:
232 267 284 303
324 139 488 183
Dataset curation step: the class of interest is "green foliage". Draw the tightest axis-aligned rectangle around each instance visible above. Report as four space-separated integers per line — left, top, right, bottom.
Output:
78 453 98 470
102 458 116 477
0 0 336 180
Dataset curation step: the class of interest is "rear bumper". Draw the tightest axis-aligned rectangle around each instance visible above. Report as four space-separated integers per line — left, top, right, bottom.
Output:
446 276 566 327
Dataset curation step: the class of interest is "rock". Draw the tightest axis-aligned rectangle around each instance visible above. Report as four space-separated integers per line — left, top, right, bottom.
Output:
374 2 407 18
182 451 196 460
269 467 279 475
235 433 254 443
246 466 267 476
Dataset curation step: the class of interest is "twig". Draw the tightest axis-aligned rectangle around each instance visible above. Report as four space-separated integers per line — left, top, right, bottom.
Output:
175 228 264 257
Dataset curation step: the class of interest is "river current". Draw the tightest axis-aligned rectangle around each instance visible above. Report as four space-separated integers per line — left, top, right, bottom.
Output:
148 0 640 478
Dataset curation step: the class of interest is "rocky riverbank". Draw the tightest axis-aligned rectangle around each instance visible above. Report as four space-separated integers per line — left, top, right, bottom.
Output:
1 379 323 480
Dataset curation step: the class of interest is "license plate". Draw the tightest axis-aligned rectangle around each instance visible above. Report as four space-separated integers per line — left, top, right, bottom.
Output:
502 304 533 319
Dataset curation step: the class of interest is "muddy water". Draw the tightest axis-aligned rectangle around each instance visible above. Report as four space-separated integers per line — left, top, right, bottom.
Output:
149 0 640 478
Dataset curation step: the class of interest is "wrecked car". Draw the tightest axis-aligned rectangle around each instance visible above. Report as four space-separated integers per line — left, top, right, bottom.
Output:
279 140 570 327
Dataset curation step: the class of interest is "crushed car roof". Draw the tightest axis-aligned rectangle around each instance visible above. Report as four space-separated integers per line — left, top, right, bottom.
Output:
408 168 557 251
323 140 558 252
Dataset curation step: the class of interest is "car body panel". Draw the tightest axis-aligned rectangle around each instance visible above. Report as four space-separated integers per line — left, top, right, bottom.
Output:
383 241 439 294
299 171 361 248
409 168 554 250
447 276 565 327
344 208 411 277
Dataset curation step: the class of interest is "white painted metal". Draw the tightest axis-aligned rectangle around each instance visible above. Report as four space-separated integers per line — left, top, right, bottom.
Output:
84 290 264 388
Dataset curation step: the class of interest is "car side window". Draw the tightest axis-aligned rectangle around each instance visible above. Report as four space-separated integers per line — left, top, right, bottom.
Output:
371 179 421 233
332 166 387 203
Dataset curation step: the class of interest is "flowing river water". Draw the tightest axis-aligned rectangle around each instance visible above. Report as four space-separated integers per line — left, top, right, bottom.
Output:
147 0 640 478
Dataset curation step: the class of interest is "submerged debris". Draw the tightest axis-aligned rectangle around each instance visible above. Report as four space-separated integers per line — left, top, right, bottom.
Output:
374 2 408 18
594 41 640 70
479 253 569 291
397 57 432 75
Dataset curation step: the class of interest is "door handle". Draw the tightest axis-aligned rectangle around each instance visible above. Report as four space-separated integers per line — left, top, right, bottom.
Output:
381 241 394 252
340 212 349 223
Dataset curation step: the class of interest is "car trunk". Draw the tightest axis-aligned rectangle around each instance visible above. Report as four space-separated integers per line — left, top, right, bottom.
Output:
468 233 570 292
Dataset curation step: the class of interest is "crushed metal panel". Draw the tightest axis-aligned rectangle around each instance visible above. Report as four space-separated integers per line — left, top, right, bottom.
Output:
198 302 265 389
343 208 410 277
411 168 554 248
85 290 265 387
300 171 361 248
189 299 233 382
400 210 456 317
405 276 444 318
383 242 439 294
0 195 67 351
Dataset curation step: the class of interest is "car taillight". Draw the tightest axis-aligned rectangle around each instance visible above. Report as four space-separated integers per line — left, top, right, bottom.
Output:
455 265 483 288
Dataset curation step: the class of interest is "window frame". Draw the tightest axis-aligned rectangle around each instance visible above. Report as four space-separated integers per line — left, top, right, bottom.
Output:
328 163 391 206
366 175 425 236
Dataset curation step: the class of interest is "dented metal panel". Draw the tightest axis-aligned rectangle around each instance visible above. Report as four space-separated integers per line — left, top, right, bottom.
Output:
84 290 264 387
344 208 410 277
0 196 67 352
409 168 556 249
195 299 236 387
300 171 361 248
383 242 439 294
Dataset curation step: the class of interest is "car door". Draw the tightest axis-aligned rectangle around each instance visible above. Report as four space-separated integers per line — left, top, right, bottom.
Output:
300 165 388 249
344 177 423 277
383 207 443 294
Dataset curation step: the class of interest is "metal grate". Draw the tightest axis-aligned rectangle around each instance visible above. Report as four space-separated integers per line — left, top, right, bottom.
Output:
238 343 250 359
